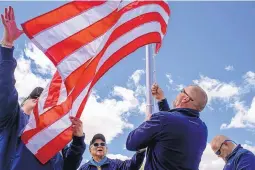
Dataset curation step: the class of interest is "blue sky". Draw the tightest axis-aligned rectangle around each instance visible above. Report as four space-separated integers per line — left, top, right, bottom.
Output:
1 1 255 169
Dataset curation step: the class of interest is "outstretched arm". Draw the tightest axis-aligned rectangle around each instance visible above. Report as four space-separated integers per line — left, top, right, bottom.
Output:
63 117 86 170
0 6 23 129
126 113 161 151
158 98 170 111
116 149 146 170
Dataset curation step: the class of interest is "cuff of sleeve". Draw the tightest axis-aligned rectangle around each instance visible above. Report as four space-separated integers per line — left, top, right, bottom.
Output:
158 98 167 104
72 133 85 146
0 45 15 61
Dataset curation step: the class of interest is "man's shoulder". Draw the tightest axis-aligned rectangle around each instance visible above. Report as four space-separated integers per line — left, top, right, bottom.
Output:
106 158 123 164
79 161 90 170
237 147 255 159
152 110 183 119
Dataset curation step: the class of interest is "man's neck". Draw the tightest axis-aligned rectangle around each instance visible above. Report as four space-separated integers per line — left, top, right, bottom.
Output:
225 144 238 161
93 156 104 162
231 144 237 152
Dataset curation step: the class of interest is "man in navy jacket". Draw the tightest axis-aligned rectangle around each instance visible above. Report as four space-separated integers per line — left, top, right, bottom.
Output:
79 134 145 170
0 6 85 170
211 135 255 170
126 83 208 170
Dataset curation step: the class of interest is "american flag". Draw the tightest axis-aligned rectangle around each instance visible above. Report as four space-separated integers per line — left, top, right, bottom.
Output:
21 0 170 163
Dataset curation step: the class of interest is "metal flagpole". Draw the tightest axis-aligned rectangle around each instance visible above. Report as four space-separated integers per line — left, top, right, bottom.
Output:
152 46 157 113
146 44 154 115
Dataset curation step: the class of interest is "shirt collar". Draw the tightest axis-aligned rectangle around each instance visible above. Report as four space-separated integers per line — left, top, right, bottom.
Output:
88 156 109 167
169 108 200 118
226 144 242 161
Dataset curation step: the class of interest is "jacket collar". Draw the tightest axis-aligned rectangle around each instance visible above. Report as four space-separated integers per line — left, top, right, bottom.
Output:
169 108 200 118
226 144 242 161
88 157 110 167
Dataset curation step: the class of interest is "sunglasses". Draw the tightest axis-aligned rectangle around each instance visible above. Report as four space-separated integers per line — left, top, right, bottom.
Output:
181 89 194 101
93 142 106 147
215 140 236 155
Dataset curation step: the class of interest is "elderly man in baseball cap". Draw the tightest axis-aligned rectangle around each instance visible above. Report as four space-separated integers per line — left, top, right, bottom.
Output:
79 133 145 170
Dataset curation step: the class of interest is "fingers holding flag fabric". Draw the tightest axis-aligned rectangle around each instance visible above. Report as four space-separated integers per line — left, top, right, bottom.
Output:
70 116 84 137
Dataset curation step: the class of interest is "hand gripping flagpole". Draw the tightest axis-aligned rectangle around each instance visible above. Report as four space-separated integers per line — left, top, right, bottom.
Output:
145 44 154 116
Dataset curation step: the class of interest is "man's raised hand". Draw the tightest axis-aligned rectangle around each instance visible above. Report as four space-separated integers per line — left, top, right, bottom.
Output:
151 83 165 101
1 6 23 46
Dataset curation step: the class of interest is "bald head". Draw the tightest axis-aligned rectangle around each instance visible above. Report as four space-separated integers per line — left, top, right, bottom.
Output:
211 135 230 151
185 85 208 112
210 135 236 161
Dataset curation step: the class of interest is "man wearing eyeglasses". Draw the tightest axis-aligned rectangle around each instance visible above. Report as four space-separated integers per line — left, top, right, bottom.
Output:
0 6 86 170
211 135 255 170
126 83 208 170
79 133 145 170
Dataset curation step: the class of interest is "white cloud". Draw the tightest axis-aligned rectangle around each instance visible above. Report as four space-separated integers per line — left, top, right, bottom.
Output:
82 88 137 144
107 154 130 161
14 51 50 102
166 73 173 84
24 42 56 75
174 84 185 91
225 65 234 71
128 70 146 114
243 144 255 153
221 97 255 129
130 70 145 86
245 140 253 145
112 86 139 108
247 97 255 122
193 75 240 104
243 71 255 87
199 144 225 170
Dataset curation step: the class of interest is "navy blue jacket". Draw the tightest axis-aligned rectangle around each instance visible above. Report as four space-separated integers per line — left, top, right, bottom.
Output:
0 46 86 170
79 151 145 170
224 144 255 170
126 99 208 170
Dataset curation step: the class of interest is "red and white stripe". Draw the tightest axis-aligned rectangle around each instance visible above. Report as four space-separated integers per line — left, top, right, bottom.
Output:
21 0 170 164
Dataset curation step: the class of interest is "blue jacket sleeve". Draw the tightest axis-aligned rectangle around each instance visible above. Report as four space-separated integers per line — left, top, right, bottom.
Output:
158 98 170 111
0 46 19 129
62 135 86 170
116 150 145 170
236 152 255 170
126 113 161 151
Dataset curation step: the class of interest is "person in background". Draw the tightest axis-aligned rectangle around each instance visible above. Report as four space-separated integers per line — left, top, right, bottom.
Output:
0 6 85 170
79 133 145 170
211 135 255 170
126 83 208 170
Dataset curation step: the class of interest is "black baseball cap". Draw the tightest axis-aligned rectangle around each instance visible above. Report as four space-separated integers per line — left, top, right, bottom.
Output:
21 87 44 106
90 133 106 146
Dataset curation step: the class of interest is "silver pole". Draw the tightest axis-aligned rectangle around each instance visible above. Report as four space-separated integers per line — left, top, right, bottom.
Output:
145 44 154 115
